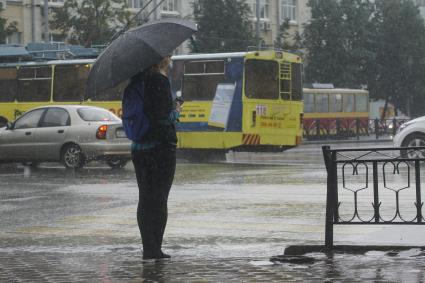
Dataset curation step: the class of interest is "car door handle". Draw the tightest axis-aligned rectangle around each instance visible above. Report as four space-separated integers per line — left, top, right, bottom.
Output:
25 132 31 136
58 130 64 134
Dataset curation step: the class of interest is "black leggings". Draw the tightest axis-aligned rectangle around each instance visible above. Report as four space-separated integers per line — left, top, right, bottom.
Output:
131 144 176 255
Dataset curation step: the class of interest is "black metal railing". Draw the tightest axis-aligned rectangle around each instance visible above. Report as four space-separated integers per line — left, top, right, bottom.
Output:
322 145 425 250
303 118 410 140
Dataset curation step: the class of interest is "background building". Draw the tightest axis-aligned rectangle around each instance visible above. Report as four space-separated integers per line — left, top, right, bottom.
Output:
1 0 44 44
0 0 310 53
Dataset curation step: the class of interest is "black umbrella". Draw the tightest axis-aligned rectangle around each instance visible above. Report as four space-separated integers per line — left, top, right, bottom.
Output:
85 18 197 99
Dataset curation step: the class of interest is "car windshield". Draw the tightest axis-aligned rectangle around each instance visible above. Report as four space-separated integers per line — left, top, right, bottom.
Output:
77 108 120 122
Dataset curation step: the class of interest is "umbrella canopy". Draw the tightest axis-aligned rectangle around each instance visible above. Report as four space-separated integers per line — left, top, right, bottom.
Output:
85 18 197 99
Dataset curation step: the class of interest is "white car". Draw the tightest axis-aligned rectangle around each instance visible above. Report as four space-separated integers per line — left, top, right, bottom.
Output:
393 116 425 157
0 105 131 169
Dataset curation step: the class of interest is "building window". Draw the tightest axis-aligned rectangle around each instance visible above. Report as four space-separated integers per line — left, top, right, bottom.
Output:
251 0 270 19
416 0 425 6
48 0 64 6
50 33 65 42
162 0 178 13
6 32 22 45
280 0 297 22
127 0 142 9
417 0 425 18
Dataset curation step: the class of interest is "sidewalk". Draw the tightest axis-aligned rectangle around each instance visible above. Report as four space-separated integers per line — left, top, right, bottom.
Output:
0 250 318 282
301 134 393 145
2 244 425 282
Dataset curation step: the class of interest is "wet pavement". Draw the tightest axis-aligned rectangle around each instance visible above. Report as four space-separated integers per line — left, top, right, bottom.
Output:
1 140 425 282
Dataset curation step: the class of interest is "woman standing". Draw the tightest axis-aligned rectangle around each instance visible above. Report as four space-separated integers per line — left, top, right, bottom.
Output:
129 55 180 260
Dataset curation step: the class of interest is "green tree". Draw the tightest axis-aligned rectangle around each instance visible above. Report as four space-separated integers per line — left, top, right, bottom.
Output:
190 0 254 53
50 0 130 47
274 18 303 52
303 0 374 88
338 0 375 87
303 0 425 117
368 0 425 117
303 0 346 86
0 6 17 44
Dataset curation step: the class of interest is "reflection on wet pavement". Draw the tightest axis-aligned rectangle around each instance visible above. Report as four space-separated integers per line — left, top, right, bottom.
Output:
2 141 425 281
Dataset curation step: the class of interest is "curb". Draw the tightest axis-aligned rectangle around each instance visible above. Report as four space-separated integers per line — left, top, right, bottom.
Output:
284 245 425 255
302 138 392 145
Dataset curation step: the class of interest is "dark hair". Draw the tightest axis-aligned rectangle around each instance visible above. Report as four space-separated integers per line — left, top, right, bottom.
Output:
130 56 169 83
130 71 146 82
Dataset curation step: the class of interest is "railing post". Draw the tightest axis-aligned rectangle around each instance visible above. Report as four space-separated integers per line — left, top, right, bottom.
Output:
366 119 369 136
316 119 320 139
373 161 380 222
392 118 397 136
415 160 423 223
332 151 339 223
336 119 340 139
322 145 335 251
374 118 379 140
356 118 360 140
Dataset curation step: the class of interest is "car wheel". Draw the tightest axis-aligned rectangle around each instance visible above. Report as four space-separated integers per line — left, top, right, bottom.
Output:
0 117 7 128
401 133 425 159
61 144 85 169
106 158 128 169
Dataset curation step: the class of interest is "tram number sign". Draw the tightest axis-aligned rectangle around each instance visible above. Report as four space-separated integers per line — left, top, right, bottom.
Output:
256 105 267 116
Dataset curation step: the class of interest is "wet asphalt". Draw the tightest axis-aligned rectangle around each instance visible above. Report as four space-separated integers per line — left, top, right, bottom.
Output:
1 140 425 282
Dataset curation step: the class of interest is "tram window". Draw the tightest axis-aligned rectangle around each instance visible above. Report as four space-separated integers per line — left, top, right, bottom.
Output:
92 80 127 101
329 93 342 112
53 64 90 102
181 60 226 101
303 93 314 113
316 94 329 113
343 94 355 112
291 63 302 100
205 61 224 73
183 74 225 101
245 59 279 99
0 67 17 102
17 66 52 102
356 94 368 112
185 60 225 74
185 62 204 74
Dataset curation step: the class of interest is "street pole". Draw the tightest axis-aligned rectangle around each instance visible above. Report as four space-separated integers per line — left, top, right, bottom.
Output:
256 0 260 50
31 0 35 42
43 0 49 42
153 0 158 20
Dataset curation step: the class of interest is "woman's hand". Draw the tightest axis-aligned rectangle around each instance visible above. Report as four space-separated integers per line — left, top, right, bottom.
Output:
175 101 182 113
